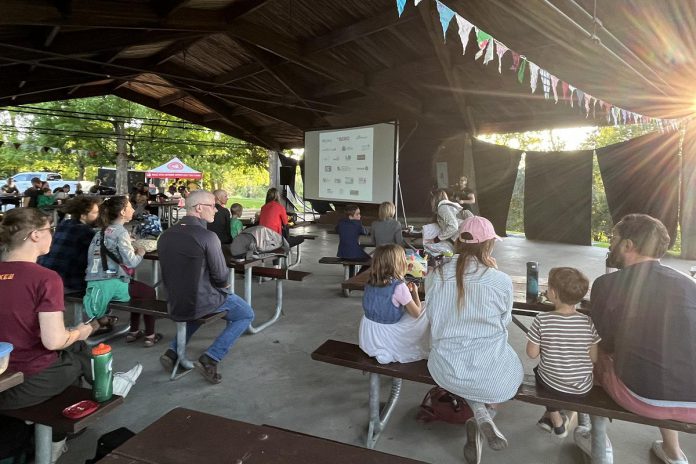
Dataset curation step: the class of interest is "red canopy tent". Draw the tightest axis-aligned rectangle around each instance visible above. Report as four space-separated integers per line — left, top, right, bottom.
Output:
145 157 202 179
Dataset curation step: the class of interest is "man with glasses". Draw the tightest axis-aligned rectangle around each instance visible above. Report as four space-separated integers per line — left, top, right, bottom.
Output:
575 214 696 464
157 190 254 384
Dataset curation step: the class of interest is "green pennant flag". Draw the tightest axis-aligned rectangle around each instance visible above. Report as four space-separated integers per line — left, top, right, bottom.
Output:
476 29 492 47
517 58 527 84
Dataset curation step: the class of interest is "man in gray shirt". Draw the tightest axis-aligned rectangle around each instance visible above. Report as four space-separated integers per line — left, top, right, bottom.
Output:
158 190 254 384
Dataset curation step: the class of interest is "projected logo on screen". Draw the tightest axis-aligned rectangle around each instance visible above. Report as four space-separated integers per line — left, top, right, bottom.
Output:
318 127 374 202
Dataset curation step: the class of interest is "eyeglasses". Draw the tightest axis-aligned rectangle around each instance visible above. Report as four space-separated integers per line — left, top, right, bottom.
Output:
197 203 215 209
23 226 55 241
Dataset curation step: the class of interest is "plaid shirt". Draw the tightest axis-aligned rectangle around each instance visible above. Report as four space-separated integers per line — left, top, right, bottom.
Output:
38 219 96 292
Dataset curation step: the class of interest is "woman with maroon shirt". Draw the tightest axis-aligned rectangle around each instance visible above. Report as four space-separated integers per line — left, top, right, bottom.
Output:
0 208 98 460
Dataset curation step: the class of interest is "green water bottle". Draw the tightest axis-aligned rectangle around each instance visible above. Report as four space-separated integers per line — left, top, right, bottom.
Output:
91 343 113 402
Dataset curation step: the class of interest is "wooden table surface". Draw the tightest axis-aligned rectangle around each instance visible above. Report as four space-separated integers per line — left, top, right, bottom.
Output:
101 407 426 464
0 370 23 393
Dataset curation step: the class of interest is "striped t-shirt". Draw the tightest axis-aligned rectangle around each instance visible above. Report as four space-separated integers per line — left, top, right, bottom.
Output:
527 312 601 394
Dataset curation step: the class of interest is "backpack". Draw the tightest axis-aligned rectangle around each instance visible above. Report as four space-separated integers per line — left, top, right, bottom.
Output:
134 214 162 239
416 387 473 424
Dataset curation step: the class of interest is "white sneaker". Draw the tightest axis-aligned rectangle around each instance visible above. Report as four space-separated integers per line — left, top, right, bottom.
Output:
112 363 143 398
463 418 482 464
652 440 689 464
574 426 613 463
51 438 67 463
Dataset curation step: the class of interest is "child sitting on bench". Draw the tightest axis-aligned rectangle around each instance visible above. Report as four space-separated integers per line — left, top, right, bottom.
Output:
526 267 600 438
336 204 370 275
229 203 244 239
359 244 429 364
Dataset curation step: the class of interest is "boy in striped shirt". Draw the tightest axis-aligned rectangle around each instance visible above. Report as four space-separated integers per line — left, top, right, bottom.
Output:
526 267 600 437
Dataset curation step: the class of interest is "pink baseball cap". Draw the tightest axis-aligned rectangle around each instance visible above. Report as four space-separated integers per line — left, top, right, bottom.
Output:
458 216 502 243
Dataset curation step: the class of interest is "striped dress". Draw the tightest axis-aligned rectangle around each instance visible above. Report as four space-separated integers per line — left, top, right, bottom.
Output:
527 312 600 394
426 257 524 403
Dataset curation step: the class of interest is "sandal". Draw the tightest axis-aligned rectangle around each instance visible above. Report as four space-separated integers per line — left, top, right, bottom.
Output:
125 330 144 343
143 333 163 348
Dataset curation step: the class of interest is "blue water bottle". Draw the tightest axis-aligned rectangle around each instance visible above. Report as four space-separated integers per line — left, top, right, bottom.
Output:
526 261 539 303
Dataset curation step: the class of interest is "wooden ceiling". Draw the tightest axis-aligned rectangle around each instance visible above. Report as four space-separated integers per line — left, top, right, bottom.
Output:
0 0 692 149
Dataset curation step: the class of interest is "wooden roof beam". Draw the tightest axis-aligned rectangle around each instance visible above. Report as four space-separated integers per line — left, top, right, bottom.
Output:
0 82 113 106
159 90 188 106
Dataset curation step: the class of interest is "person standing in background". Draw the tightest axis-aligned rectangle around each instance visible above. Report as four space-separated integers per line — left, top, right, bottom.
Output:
207 190 232 245
451 176 476 213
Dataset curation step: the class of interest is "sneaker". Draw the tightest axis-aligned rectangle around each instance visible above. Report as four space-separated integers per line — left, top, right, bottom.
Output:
159 349 193 378
51 438 67 464
195 354 222 384
574 425 613 463
537 415 554 433
112 363 143 398
552 414 570 438
478 419 508 450
652 440 689 464
463 418 482 464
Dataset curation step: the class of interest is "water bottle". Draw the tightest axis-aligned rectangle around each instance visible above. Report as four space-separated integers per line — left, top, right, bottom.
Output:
526 261 539 303
91 343 113 402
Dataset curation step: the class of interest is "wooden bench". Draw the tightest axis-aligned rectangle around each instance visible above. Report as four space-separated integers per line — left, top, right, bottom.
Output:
0 370 24 393
65 296 226 380
1 386 123 464
311 339 696 462
319 257 371 296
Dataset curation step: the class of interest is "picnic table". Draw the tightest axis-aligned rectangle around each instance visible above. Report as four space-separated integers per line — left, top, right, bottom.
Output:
99 407 426 464
147 199 180 228
0 194 24 211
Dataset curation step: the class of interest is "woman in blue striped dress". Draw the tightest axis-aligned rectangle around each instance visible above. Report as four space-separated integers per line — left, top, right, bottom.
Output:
426 216 523 463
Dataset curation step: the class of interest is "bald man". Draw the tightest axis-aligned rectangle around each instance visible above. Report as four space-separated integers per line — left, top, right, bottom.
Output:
207 189 232 244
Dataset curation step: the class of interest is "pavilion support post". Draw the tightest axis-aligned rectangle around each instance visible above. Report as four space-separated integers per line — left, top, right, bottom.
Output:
463 134 479 215
268 149 279 189
113 121 129 195
681 122 696 259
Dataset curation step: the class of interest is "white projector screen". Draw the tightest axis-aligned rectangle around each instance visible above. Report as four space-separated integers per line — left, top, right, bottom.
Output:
304 122 397 204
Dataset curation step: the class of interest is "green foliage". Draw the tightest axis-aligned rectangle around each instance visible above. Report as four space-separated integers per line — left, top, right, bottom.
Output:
0 96 269 194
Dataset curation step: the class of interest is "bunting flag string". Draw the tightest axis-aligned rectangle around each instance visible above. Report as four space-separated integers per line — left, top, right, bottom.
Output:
0 140 114 159
394 0 682 128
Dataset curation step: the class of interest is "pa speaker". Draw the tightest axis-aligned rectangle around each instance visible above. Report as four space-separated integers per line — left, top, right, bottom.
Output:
279 166 294 186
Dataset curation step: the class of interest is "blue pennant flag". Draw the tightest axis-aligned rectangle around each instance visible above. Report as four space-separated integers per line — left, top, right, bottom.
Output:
396 0 407 17
436 0 455 40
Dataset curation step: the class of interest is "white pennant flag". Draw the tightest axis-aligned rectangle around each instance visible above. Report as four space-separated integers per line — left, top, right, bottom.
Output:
455 15 474 55
528 62 539 93
494 41 508 73
483 38 495 65
415 0 423 4
568 84 576 107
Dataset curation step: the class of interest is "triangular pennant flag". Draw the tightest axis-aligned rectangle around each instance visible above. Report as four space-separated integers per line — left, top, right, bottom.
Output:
396 0 407 17
621 109 627 124
592 98 597 119
510 51 521 71
584 94 591 117
42 146 50 153
482 37 495 65
474 28 492 60
415 0 423 4
494 41 508 73
561 81 570 101
539 69 551 99
568 85 576 107
456 15 474 55
550 75 559 103
605 104 612 123
517 57 527 83
50 147 60 154
13 142 21 150
436 0 455 40
528 62 540 93
575 89 584 109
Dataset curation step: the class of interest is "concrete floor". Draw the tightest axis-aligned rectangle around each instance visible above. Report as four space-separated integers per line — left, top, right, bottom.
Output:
65 225 696 463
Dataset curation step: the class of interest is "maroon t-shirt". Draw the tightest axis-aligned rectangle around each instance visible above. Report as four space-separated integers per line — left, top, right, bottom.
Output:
0 262 64 376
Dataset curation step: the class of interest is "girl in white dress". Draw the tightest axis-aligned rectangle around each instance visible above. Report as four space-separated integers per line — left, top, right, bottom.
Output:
359 244 430 364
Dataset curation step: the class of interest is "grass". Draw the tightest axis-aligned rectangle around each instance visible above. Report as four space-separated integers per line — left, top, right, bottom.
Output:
226 196 264 209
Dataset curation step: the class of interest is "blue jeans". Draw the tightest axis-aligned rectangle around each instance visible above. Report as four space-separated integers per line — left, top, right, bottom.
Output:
170 294 255 362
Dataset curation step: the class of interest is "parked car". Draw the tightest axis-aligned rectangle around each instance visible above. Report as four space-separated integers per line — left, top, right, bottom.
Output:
1 172 94 195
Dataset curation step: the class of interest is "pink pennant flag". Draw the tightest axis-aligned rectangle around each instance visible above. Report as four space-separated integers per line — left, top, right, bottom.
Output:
528 62 539 93
561 81 569 101
456 15 474 55
495 40 508 73
550 75 559 103
510 52 521 71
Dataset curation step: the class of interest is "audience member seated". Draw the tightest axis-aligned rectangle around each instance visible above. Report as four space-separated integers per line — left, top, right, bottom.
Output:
229 225 288 259
229 203 244 240
22 177 43 208
0 208 129 463
579 214 696 464
425 216 523 464
207 189 232 245
370 202 405 247
157 190 255 383
259 188 303 248
83 197 160 347
359 244 428 364
526 267 599 439
38 196 101 295
336 204 370 266
37 187 56 210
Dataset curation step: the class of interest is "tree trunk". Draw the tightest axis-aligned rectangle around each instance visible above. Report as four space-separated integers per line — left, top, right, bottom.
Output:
113 121 128 195
681 122 696 259
77 158 85 180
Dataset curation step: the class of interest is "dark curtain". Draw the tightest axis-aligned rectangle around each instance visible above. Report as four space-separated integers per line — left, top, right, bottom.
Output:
524 150 594 245
471 139 523 237
277 152 298 196
596 131 680 245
